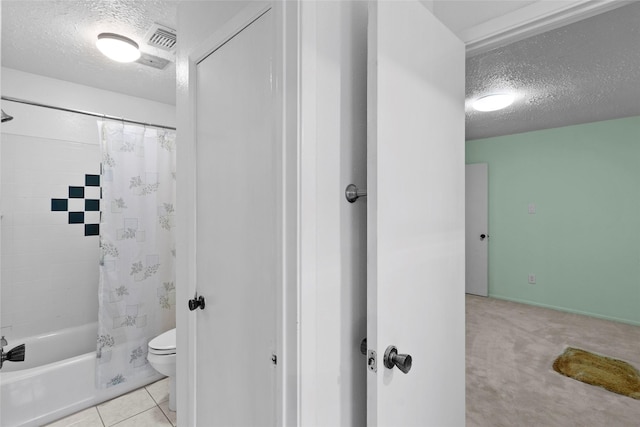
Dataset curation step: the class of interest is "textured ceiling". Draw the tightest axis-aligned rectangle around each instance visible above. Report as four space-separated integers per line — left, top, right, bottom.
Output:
466 1 640 140
2 0 637 134
2 0 535 108
1 0 177 105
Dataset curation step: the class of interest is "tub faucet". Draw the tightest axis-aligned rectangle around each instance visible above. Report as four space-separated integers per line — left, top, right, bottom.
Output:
0 336 6 370
0 336 26 370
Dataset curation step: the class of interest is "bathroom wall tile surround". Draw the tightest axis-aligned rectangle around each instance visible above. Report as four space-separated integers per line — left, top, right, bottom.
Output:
86 224 100 236
51 198 68 211
86 199 100 211
86 174 100 186
1 134 101 338
69 185 85 198
51 173 101 235
69 211 85 224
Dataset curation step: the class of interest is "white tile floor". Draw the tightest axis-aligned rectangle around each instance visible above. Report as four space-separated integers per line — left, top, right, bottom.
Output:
44 377 176 427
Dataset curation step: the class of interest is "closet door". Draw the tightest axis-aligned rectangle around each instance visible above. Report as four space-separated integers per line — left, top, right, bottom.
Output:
466 163 489 296
366 1 466 425
194 8 277 426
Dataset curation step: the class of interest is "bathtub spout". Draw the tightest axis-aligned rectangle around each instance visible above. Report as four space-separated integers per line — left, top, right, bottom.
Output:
1 342 26 370
0 336 6 369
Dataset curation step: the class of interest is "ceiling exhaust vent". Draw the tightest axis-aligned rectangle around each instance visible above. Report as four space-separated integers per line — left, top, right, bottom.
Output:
145 23 176 52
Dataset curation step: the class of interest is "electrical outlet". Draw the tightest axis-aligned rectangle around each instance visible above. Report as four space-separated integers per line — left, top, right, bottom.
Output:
528 273 536 284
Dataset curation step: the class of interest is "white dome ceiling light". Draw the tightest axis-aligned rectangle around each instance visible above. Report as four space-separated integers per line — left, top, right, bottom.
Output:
472 93 515 112
96 33 141 63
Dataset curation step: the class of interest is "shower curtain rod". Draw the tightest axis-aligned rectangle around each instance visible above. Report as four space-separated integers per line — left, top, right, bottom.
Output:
1 96 177 131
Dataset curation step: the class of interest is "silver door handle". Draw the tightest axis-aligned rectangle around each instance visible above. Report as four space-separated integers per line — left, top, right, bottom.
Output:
384 345 412 374
345 184 367 203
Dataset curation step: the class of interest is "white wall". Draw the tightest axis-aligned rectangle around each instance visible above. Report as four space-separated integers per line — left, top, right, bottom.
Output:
299 1 368 426
1 67 175 143
0 68 175 339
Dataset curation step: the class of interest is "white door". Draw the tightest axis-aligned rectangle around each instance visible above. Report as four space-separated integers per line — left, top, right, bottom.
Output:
367 1 465 426
194 9 277 426
466 163 489 296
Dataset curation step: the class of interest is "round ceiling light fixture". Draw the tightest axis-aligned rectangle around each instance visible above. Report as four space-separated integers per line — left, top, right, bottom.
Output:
472 93 515 112
96 33 141 63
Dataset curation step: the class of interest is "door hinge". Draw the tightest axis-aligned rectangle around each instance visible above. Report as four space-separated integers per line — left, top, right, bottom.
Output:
271 353 277 365
367 349 377 372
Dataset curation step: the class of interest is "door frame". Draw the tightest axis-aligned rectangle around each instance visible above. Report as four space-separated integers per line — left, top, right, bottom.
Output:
176 2 300 425
463 0 627 56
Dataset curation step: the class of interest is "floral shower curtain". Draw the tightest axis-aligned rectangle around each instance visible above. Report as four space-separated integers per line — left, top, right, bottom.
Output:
96 121 176 388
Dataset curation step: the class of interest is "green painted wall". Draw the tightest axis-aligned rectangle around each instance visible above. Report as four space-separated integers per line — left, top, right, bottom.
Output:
466 116 640 325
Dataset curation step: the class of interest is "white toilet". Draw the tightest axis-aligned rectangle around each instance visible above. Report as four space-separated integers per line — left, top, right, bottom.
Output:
148 328 176 411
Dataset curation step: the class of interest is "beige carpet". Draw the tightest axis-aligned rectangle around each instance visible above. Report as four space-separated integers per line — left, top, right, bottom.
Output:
466 295 640 427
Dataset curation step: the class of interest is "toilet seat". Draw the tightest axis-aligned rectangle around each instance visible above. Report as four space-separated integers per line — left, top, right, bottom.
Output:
149 328 176 355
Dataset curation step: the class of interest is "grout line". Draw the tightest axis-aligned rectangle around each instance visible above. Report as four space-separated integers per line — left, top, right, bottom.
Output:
143 385 156 402
110 406 161 427
101 391 158 427
145 378 170 406
95 405 107 427
121 406 173 427
159 401 178 426
158 405 173 426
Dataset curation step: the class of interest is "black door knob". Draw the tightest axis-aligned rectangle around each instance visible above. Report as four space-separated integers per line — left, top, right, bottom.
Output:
480 234 487 240
188 295 205 311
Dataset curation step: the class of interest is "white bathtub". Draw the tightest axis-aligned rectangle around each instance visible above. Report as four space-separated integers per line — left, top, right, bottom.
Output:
0 323 162 427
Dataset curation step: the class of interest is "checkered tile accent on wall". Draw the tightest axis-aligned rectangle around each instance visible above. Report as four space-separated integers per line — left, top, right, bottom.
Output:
51 174 101 236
